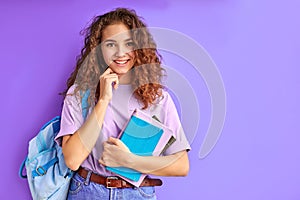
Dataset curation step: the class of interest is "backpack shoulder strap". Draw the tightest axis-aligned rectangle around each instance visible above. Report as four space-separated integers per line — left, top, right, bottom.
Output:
81 89 90 120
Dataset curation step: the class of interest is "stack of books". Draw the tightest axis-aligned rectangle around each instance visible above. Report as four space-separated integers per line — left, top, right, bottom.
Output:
106 109 176 187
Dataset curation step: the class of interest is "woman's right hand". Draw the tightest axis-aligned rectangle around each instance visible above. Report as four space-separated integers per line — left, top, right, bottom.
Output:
99 67 119 102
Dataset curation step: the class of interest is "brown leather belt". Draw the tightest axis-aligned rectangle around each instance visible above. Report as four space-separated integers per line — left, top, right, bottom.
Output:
77 167 162 188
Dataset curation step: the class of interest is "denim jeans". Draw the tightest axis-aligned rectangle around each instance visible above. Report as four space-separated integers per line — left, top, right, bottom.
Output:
67 172 157 200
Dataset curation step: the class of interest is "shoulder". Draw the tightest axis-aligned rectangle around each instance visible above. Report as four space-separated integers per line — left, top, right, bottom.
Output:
66 84 78 95
64 84 81 104
159 88 174 106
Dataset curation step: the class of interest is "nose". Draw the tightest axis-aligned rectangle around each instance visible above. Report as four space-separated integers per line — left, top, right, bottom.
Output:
115 45 125 57
115 44 130 57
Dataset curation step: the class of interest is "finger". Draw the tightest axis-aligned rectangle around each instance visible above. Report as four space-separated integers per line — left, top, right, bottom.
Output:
102 76 118 86
110 137 124 146
99 157 106 166
104 76 119 89
105 73 118 77
103 141 110 149
113 78 119 89
102 67 113 76
108 137 118 145
102 73 118 80
109 137 130 152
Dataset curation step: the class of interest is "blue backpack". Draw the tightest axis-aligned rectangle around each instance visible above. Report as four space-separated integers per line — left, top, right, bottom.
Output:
19 91 89 200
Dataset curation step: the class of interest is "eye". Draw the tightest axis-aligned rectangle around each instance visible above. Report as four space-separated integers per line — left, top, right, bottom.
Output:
106 42 115 48
126 41 134 47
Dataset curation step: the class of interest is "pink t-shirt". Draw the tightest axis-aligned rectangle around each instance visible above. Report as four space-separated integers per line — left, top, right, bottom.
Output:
55 84 190 176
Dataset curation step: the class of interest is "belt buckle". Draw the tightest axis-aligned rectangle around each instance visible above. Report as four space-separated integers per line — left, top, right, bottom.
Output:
106 176 118 188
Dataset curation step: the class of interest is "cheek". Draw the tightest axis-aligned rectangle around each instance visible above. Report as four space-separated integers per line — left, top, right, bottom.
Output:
128 51 135 61
102 50 113 65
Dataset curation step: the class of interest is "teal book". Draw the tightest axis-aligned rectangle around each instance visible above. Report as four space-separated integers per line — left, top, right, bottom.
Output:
106 109 175 187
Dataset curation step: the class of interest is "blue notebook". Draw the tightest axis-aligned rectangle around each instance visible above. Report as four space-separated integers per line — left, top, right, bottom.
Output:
106 109 175 186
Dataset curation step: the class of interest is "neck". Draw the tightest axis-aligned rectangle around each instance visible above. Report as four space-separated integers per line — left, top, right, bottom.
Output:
118 71 132 84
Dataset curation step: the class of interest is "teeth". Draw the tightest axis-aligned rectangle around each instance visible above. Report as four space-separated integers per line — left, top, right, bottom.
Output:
115 60 128 64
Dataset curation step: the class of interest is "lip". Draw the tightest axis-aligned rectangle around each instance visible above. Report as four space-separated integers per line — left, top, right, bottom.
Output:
113 59 130 66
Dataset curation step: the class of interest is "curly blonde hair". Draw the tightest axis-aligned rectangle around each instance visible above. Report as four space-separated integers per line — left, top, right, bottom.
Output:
62 8 165 109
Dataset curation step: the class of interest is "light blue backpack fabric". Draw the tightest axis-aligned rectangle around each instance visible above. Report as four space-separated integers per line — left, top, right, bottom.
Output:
19 90 89 200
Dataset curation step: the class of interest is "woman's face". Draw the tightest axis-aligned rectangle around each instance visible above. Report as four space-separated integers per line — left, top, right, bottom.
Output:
101 23 135 76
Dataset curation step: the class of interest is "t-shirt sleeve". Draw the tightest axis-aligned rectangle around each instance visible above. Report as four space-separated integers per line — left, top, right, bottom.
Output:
54 86 84 146
163 92 191 155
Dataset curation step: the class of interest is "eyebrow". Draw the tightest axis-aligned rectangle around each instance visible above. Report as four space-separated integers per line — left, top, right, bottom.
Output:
103 38 133 43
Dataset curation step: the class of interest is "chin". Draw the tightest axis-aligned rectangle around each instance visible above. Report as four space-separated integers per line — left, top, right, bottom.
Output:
111 67 132 75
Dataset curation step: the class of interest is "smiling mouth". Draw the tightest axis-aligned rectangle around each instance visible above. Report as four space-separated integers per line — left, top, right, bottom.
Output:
114 59 130 65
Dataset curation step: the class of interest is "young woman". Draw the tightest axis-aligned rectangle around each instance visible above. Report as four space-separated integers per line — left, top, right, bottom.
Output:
55 8 190 200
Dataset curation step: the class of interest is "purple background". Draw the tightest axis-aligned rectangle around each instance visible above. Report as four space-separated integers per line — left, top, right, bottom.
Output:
1 0 300 199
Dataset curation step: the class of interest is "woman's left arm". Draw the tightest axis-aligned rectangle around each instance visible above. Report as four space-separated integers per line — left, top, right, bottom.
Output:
128 150 189 176
99 137 189 177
